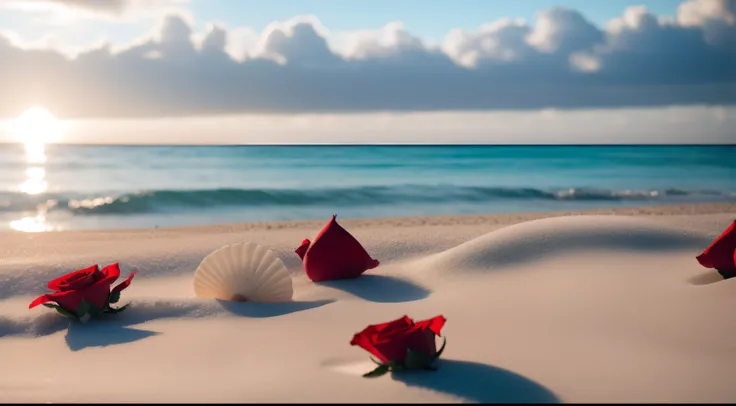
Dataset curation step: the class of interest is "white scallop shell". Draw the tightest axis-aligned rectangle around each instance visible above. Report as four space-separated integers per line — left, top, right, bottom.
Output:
194 242 293 302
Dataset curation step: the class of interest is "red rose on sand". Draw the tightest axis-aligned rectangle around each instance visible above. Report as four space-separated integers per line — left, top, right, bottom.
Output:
351 315 447 377
296 215 380 282
696 219 736 279
29 263 135 321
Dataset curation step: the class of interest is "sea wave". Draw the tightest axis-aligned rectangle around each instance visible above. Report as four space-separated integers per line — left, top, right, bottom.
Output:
0 186 732 216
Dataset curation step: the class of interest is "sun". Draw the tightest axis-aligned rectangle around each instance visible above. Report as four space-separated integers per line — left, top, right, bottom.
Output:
13 106 65 144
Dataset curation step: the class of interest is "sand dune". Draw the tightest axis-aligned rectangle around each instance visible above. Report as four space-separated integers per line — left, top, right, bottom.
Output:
416 215 713 274
0 205 735 403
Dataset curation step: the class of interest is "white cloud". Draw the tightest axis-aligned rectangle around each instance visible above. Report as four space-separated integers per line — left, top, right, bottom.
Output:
678 0 736 26
341 21 432 60
568 2 735 89
223 26 259 62
252 15 341 66
443 19 533 67
0 1 733 119
0 0 190 22
527 8 603 54
442 8 605 69
677 0 736 46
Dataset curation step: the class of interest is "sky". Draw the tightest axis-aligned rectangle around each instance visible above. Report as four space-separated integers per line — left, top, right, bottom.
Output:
0 0 685 49
0 0 733 144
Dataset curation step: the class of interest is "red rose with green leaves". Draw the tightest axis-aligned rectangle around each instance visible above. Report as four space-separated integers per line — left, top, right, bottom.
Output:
351 315 447 377
29 263 135 322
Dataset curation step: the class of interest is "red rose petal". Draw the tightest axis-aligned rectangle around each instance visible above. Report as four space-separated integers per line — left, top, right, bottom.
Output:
298 215 380 282
351 315 413 345
426 315 447 336
29 295 48 309
696 252 713 268
696 220 736 273
295 239 310 260
47 265 99 291
350 333 389 364
374 315 414 333
99 263 121 284
111 270 136 294
29 290 84 313
82 283 113 309
403 326 439 359
371 338 411 364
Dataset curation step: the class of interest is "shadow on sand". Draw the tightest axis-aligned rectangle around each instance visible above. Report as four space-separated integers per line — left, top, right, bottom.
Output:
216 299 334 317
317 274 430 303
4 297 333 351
392 359 561 404
689 270 732 286
65 322 159 352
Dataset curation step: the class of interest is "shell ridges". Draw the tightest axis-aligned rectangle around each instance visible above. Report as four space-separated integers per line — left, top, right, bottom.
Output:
193 242 293 303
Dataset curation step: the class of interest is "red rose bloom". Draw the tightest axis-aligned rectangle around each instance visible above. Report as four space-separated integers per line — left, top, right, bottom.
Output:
696 219 736 278
29 263 135 317
351 315 446 365
296 215 380 282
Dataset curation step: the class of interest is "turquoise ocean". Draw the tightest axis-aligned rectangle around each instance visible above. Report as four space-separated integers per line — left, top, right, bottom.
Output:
0 145 734 232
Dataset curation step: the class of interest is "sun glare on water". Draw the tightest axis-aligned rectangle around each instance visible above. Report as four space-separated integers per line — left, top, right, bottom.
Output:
9 106 65 232
13 107 65 163
13 106 64 145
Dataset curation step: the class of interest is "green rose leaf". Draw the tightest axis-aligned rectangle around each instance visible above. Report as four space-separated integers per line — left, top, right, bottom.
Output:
370 356 384 366
42 303 77 319
107 291 121 305
103 302 130 314
404 348 433 370
388 360 404 372
363 364 390 378
434 336 447 360
75 299 91 319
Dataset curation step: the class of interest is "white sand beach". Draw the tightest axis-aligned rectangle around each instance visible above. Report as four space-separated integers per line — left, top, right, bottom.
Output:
1 202 735 403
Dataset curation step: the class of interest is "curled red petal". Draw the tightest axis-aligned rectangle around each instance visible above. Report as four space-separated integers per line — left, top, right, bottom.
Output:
111 270 136 294
353 315 413 341
696 253 713 268
100 263 121 283
696 220 736 270
408 315 446 336
351 332 389 364
29 294 50 309
295 239 310 260
374 315 413 333
29 290 83 313
426 315 447 336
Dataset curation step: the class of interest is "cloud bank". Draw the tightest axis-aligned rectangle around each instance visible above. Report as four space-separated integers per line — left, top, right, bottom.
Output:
0 0 187 19
0 0 734 118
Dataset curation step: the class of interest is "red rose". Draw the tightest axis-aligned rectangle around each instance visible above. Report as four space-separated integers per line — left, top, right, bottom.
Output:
696 219 736 278
29 263 136 319
351 315 446 376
